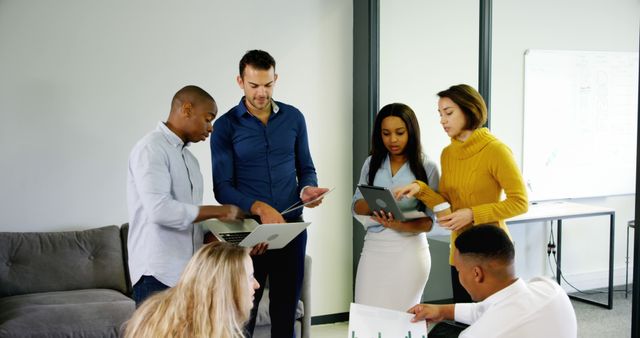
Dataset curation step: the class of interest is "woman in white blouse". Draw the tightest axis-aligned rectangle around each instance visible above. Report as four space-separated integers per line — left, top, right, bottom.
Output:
352 103 440 311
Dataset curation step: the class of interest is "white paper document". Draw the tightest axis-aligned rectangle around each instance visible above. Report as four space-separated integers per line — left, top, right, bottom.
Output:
347 303 427 338
281 187 335 215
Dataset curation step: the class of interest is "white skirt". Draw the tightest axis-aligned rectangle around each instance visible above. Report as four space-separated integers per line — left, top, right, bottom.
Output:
354 229 431 311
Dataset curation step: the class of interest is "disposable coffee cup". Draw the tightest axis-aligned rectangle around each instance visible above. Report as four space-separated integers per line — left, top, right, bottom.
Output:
433 202 452 218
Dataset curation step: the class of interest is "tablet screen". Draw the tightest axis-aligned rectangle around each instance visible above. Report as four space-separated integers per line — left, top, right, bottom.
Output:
357 184 407 221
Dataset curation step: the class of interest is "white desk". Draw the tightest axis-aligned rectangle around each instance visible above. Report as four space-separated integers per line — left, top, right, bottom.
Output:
506 201 615 309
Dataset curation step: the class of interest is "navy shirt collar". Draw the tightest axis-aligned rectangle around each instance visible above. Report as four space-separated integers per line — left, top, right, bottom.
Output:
235 97 280 118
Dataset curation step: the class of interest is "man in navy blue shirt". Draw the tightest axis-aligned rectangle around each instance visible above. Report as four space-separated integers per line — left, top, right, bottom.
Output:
211 49 328 337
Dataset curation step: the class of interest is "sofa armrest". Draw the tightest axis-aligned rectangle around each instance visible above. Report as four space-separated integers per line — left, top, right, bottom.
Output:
301 254 311 338
120 223 133 297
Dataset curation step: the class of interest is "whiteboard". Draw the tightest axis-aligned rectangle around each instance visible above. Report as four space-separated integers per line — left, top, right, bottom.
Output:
523 49 638 201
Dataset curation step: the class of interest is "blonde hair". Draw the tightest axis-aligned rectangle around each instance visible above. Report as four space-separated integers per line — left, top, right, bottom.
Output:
123 242 252 338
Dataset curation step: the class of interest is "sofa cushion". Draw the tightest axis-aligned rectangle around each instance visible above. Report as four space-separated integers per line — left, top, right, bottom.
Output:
255 288 304 326
0 225 127 297
0 289 135 338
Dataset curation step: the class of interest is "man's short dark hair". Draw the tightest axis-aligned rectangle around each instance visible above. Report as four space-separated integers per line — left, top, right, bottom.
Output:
455 225 515 263
239 50 276 77
171 85 214 109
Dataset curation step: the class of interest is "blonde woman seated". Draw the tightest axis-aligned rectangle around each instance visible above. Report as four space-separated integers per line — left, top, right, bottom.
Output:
123 242 259 338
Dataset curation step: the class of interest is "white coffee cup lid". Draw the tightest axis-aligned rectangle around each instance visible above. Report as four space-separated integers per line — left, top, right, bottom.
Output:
433 202 451 212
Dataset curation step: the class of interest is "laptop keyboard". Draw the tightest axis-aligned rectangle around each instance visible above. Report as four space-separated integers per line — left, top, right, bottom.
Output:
220 232 251 244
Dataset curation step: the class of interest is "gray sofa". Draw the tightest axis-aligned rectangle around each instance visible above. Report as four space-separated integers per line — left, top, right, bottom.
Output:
0 225 135 338
0 224 311 338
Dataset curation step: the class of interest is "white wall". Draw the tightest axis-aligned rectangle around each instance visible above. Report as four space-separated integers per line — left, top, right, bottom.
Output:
0 1 353 317
382 0 639 292
381 0 479 178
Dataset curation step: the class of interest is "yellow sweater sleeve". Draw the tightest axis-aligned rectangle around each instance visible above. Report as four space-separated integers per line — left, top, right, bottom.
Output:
470 142 529 224
414 180 447 209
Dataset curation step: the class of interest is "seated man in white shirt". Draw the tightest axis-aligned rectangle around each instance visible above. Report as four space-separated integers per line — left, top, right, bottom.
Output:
127 85 244 306
408 225 577 338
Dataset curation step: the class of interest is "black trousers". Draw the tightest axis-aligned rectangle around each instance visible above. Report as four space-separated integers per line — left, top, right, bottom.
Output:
244 229 307 338
429 321 467 338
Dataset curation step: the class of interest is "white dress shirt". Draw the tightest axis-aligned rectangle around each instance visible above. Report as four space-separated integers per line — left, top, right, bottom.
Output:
127 122 203 287
455 277 577 338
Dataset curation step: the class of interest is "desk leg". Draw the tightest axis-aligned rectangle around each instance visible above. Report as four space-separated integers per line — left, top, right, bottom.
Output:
607 213 615 309
566 212 615 310
557 220 562 285
627 221 632 298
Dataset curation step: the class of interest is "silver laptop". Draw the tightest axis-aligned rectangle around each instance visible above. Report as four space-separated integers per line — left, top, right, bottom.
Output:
203 218 310 249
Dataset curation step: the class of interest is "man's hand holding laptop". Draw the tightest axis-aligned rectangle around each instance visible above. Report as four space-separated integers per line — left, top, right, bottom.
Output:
248 201 282 256
246 186 331 256
249 242 269 256
251 201 286 224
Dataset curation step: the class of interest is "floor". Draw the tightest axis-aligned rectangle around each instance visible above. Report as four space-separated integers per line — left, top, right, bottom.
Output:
310 286 634 338
310 322 349 338
570 286 633 338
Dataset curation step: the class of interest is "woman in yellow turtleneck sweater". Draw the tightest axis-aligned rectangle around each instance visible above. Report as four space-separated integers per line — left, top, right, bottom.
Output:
395 84 528 302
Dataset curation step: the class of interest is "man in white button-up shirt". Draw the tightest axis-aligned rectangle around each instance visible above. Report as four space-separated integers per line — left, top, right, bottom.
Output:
127 85 242 306
409 225 577 338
